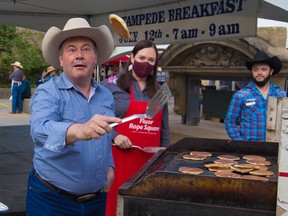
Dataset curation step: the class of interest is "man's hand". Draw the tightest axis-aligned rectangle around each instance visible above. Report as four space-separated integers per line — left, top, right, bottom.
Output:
113 134 132 149
66 114 121 144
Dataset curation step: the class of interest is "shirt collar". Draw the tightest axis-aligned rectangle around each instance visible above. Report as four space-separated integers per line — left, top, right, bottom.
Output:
247 81 272 90
55 72 98 90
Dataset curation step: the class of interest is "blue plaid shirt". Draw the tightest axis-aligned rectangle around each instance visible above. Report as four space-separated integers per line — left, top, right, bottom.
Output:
224 82 286 141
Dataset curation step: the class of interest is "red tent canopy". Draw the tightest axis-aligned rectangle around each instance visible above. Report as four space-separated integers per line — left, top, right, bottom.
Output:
104 55 129 66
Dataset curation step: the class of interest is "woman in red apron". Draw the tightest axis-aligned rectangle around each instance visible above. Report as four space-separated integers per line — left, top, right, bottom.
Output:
102 40 170 216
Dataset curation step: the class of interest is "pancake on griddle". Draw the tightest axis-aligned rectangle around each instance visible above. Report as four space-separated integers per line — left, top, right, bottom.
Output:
183 154 206 161
242 155 266 161
205 163 230 168
214 171 240 178
178 166 204 175
230 165 254 173
253 165 268 170
214 159 237 165
249 170 274 177
246 160 271 166
217 154 240 161
205 163 231 172
233 163 255 169
190 151 212 157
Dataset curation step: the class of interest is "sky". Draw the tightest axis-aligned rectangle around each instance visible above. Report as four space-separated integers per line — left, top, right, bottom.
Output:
258 0 288 28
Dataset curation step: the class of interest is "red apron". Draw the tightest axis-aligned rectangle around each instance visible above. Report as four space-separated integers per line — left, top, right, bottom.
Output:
106 87 162 216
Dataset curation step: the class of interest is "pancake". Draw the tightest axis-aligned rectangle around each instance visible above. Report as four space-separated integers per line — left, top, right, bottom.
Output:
246 160 271 166
230 165 254 173
208 166 231 172
253 165 269 170
214 159 237 165
178 167 204 175
242 155 266 161
183 154 206 161
205 163 231 172
217 154 240 161
249 170 274 177
233 163 255 169
109 14 131 38
190 151 212 157
215 171 240 178
204 163 230 168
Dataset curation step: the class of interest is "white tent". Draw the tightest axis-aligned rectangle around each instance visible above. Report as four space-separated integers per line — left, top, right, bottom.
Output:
0 0 287 46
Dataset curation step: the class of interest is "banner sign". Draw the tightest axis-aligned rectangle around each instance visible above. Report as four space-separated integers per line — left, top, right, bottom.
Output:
112 0 258 46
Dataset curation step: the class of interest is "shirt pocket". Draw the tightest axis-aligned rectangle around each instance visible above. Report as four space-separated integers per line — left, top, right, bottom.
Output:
243 104 262 120
62 104 86 123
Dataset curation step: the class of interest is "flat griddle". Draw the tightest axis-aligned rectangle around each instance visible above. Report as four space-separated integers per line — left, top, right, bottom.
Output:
118 137 278 216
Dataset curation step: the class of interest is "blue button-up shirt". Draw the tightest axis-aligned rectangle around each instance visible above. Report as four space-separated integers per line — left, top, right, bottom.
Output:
224 82 286 141
30 73 115 195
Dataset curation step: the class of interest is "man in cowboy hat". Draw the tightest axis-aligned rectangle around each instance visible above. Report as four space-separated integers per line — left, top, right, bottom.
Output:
44 65 59 82
224 50 286 141
9 61 24 114
26 18 121 216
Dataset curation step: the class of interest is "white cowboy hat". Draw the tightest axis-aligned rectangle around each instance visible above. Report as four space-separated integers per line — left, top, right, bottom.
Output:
42 17 114 68
46 65 58 74
11 61 23 69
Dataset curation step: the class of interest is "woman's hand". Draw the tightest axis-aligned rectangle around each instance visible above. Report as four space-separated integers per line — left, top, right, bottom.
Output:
113 134 132 149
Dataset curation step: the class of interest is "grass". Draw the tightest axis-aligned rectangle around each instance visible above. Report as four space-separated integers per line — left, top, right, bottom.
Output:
0 84 10 88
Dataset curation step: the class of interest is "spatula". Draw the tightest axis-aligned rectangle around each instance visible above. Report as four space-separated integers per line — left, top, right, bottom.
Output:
109 82 171 128
112 144 166 153
0 202 8 212
132 145 166 153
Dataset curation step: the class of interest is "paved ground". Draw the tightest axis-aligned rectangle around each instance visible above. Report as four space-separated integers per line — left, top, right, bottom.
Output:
0 98 228 215
0 98 229 141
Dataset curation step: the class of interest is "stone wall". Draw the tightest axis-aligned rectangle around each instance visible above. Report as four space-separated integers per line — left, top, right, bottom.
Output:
0 88 34 114
0 88 12 99
0 88 35 99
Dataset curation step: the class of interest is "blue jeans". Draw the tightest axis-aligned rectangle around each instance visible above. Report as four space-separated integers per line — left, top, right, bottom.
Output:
26 170 107 216
11 83 22 112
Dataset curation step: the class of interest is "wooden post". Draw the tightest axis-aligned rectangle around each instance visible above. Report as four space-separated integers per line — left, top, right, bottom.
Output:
266 97 288 215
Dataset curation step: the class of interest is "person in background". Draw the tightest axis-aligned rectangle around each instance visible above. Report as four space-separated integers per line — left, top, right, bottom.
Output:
107 67 113 77
224 50 286 141
9 61 24 114
100 66 107 81
26 17 121 216
44 65 59 82
101 40 170 216
156 66 167 85
21 73 31 100
36 70 47 86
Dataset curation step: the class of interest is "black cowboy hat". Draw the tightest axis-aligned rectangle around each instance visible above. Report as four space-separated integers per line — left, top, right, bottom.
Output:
245 51 282 75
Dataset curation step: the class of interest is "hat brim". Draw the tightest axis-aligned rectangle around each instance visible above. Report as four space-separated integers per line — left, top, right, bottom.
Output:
42 25 114 68
246 56 282 75
11 63 23 69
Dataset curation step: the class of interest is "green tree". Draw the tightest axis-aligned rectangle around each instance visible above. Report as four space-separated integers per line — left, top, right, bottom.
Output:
0 25 16 53
0 25 16 84
13 29 47 85
0 25 47 85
